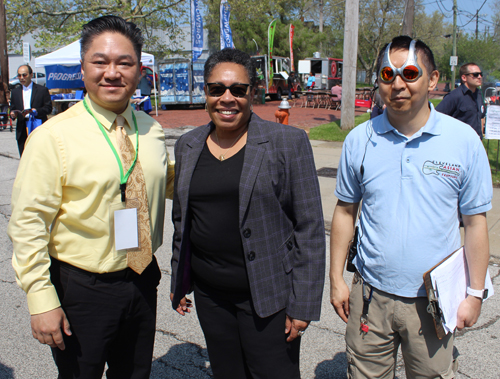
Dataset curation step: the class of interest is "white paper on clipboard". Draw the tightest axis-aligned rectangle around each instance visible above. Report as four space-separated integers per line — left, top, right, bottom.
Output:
430 247 494 333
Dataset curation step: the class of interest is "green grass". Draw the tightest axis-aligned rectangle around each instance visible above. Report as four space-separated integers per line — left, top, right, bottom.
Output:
429 99 442 107
483 139 500 186
309 113 371 141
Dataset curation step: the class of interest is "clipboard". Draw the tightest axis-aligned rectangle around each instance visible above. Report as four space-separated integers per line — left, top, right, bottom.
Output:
423 250 453 340
423 246 494 339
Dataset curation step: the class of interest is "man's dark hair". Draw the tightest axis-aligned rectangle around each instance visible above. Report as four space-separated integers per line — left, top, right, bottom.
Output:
376 35 437 78
18 64 33 75
204 48 257 87
80 15 143 63
459 62 480 84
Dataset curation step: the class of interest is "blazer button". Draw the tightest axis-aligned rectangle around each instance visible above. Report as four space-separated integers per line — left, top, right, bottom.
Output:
243 228 252 238
286 240 293 250
247 251 256 261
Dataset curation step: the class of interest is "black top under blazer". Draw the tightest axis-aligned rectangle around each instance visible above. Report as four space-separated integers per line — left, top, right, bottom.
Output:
171 113 326 321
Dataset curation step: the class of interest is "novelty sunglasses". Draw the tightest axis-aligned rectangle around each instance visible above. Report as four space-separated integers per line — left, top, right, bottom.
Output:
206 83 251 98
379 40 423 84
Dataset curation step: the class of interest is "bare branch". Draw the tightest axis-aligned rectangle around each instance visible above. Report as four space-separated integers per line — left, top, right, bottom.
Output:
32 5 115 17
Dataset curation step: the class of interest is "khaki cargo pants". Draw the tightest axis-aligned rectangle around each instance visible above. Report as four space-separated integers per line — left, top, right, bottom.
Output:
346 272 459 379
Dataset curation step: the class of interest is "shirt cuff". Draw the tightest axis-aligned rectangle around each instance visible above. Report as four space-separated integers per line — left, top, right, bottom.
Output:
27 286 61 315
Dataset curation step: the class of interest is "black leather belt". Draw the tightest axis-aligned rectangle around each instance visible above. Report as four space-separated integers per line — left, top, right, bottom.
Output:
51 257 139 281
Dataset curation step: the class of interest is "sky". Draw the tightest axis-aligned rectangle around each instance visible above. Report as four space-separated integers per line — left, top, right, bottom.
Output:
424 0 497 36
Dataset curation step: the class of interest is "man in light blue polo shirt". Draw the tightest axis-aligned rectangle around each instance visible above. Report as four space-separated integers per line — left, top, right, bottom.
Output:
330 35 492 378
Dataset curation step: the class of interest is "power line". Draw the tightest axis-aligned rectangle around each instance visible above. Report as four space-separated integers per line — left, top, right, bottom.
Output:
438 0 453 12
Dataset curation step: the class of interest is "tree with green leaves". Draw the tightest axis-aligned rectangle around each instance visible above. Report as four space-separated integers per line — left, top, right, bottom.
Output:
203 0 343 70
6 0 188 57
437 33 500 82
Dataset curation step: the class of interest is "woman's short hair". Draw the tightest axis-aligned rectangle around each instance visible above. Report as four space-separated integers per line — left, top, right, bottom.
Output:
204 48 257 87
80 15 143 64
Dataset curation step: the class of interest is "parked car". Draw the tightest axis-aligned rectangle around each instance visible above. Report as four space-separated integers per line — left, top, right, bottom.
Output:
9 72 46 89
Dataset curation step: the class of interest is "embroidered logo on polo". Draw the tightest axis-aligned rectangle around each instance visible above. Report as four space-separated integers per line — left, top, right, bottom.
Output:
422 160 461 178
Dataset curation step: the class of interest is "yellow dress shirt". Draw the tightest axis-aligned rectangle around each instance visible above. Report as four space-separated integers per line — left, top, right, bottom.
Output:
8 96 174 315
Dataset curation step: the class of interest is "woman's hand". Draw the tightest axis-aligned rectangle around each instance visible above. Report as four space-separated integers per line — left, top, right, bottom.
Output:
170 293 193 316
285 315 310 342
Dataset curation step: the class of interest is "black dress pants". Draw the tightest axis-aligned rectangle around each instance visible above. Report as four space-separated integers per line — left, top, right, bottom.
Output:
194 281 301 379
50 257 161 379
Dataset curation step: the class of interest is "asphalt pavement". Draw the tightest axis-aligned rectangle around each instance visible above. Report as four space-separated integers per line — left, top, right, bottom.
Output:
0 125 499 379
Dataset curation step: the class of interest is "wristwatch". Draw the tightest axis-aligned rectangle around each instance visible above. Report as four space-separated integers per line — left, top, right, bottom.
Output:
466 287 488 300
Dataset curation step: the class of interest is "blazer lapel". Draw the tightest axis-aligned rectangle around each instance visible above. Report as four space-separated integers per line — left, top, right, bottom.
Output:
30 84 37 108
177 124 212 219
239 113 269 226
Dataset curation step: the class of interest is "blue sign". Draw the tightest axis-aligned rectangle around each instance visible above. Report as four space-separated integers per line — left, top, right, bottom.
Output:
175 63 190 102
191 0 204 63
220 0 234 49
192 62 206 104
45 65 84 89
160 64 175 103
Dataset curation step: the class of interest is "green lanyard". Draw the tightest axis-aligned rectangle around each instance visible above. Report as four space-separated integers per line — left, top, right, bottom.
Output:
83 98 139 202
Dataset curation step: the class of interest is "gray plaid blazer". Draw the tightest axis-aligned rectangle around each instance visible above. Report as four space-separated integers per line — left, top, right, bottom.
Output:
170 113 325 321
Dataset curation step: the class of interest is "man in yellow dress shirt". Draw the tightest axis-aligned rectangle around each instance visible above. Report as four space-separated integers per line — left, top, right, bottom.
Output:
7 16 174 378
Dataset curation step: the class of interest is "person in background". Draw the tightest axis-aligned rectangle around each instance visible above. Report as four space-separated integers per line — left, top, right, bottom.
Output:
171 48 325 379
330 82 342 101
306 72 316 90
137 67 153 97
436 62 485 139
8 15 174 378
330 36 491 378
370 91 385 119
9 65 52 156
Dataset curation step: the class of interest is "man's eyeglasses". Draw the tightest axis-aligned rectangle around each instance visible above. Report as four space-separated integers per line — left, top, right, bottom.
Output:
466 72 483 78
380 65 421 83
17 73 29 78
206 83 251 98
378 40 423 84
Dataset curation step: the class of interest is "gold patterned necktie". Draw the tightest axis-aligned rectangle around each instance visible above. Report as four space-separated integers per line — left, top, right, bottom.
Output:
115 115 152 274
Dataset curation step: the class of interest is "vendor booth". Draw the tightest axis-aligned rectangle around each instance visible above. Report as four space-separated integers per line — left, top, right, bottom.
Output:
35 40 158 115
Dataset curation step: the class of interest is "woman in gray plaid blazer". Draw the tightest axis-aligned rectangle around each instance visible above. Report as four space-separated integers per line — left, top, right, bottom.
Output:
170 48 325 378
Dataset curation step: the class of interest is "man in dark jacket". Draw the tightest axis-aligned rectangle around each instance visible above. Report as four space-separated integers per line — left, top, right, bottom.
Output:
10 65 52 156
436 62 485 139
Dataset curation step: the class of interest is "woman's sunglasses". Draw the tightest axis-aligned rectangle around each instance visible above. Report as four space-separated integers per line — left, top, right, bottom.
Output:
206 83 251 98
378 40 423 84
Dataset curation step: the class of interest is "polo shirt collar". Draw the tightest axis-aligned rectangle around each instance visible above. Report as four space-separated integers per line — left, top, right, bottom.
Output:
85 95 134 131
375 102 441 139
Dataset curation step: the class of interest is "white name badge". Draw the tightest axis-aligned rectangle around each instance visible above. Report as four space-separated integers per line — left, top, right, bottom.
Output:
114 208 139 250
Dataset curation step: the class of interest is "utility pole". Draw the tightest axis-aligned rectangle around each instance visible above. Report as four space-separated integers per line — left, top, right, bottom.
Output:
476 10 479 39
451 0 457 91
341 0 359 130
0 0 9 105
319 0 324 54
402 0 415 37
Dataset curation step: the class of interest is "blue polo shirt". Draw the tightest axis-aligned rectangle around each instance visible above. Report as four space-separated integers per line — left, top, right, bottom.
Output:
335 104 492 297
436 84 485 139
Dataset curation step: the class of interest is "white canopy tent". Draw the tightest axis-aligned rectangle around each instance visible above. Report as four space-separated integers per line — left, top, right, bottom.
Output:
35 40 158 115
